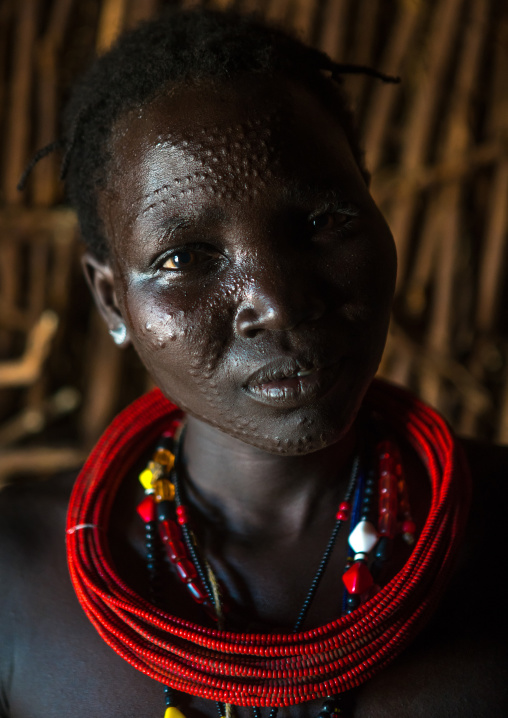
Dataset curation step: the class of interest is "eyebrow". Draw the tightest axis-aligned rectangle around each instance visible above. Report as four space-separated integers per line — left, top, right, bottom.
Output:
280 179 356 207
138 201 227 227
137 177 356 228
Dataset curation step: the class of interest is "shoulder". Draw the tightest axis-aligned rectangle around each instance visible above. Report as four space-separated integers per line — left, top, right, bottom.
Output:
0 471 75 598
0 471 75 557
0 472 76 713
458 437 508 553
0 470 76 593
459 436 508 486
430 436 508 630
458 438 508 475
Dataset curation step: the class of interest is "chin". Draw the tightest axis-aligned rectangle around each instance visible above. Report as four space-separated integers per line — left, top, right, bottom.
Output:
220 394 363 457
157 356 377 457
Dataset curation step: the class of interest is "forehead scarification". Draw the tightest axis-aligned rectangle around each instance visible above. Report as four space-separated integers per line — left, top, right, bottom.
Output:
104 78 364 246
137 112 283 217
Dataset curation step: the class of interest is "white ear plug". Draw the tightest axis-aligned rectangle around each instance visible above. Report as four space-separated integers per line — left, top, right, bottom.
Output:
109 325 127 345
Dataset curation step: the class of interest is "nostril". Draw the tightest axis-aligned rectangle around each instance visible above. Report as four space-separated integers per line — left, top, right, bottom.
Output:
307 298 326 323
235 306 269 338
235 281 327 338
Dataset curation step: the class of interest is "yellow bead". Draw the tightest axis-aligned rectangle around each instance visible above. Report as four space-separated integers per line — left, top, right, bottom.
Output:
164 708 187 718
139 469 154 490
154 448 175 471
154 479 175 503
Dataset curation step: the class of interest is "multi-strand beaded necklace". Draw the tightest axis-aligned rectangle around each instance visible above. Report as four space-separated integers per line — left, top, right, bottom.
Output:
67 380 471 718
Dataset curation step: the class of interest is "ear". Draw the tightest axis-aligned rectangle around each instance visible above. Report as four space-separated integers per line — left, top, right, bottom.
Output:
81 251 131 348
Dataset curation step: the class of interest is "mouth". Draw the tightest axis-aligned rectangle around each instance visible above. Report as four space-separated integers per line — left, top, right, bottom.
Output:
244 357 342 408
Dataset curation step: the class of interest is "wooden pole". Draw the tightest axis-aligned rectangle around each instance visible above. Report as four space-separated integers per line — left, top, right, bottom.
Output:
0 2 14 144
32 0 74 206
318 0 350 61
2 0 40 206
292 0 318 44
419 0 489 412
467 10 508 437
0 447 86 486
387 0 466 288
0 310 58 388
345 0 380 116
96 0 128 54
364 0 426 177
265 0 292 25
475 14 508 333
125 0 159 29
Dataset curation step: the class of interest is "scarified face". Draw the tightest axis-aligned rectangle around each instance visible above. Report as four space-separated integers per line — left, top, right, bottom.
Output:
90 77 397 454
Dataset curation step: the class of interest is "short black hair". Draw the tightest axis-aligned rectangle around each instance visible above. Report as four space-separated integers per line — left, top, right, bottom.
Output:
60 8 381 260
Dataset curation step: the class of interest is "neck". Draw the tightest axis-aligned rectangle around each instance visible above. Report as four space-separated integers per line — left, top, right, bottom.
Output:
181 416 357 538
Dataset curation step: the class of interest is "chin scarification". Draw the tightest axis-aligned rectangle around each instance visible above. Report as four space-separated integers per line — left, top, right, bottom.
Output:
176 385 335 456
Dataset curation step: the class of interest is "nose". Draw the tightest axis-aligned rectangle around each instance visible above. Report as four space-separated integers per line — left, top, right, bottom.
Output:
234 264 326 338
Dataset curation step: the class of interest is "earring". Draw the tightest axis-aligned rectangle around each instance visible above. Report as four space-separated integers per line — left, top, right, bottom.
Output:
109 324 127 345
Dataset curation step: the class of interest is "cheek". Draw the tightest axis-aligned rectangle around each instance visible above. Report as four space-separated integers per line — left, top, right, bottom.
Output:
123 281 235 388
332 235 394 320
120 280 283 445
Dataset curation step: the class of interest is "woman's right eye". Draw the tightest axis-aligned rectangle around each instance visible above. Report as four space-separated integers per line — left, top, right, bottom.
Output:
162 250 196 270
160 245 222 272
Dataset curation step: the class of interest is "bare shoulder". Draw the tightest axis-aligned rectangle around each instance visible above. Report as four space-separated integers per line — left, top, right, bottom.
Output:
460 435 508 481
0 471 75 609
419 437 508 706
0 472 75 715
458 437 508 573
0 471 74 566
437 437 508 619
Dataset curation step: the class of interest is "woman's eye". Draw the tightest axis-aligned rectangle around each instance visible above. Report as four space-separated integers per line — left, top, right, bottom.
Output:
310 212 349 232
162 250 196 270
160 246 222 272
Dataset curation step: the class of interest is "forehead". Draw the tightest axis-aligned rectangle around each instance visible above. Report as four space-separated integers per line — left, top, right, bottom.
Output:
102 77 363 246
128 103 281 215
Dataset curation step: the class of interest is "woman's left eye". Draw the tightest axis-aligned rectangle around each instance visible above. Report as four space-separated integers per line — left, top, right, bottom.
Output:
310 212 350 232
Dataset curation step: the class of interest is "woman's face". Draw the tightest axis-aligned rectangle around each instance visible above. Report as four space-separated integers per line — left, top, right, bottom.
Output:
92 77 396 454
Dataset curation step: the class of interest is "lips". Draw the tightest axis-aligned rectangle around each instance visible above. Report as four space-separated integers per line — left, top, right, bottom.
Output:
245 358 316 388
243 356 342 408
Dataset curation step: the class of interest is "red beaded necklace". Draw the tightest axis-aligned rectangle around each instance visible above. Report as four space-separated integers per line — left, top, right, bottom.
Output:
66 380 470 709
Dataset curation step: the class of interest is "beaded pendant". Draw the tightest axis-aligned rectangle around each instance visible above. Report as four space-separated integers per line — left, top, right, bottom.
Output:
136 432 213 614
342 441 416 610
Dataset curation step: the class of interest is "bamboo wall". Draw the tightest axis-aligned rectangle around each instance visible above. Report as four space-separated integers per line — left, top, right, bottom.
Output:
1 0 507 482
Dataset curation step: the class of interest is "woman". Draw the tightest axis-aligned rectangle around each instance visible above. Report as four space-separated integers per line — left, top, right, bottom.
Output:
1 9 507 718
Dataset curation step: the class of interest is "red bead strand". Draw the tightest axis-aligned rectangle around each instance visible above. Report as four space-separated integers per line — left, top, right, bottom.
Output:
66 381 471 707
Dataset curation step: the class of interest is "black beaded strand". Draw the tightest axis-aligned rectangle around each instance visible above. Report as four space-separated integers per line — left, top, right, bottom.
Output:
143 499 181 712
248 456 360 718
150 430 362 718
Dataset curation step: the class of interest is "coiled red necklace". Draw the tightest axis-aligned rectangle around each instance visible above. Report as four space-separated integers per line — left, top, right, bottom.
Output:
66 380 470 708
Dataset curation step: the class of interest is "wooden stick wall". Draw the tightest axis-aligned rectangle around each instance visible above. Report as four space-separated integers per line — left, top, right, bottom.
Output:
0 0 507 482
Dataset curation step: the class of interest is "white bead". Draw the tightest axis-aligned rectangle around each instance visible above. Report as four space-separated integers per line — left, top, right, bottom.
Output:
348 520 379 554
